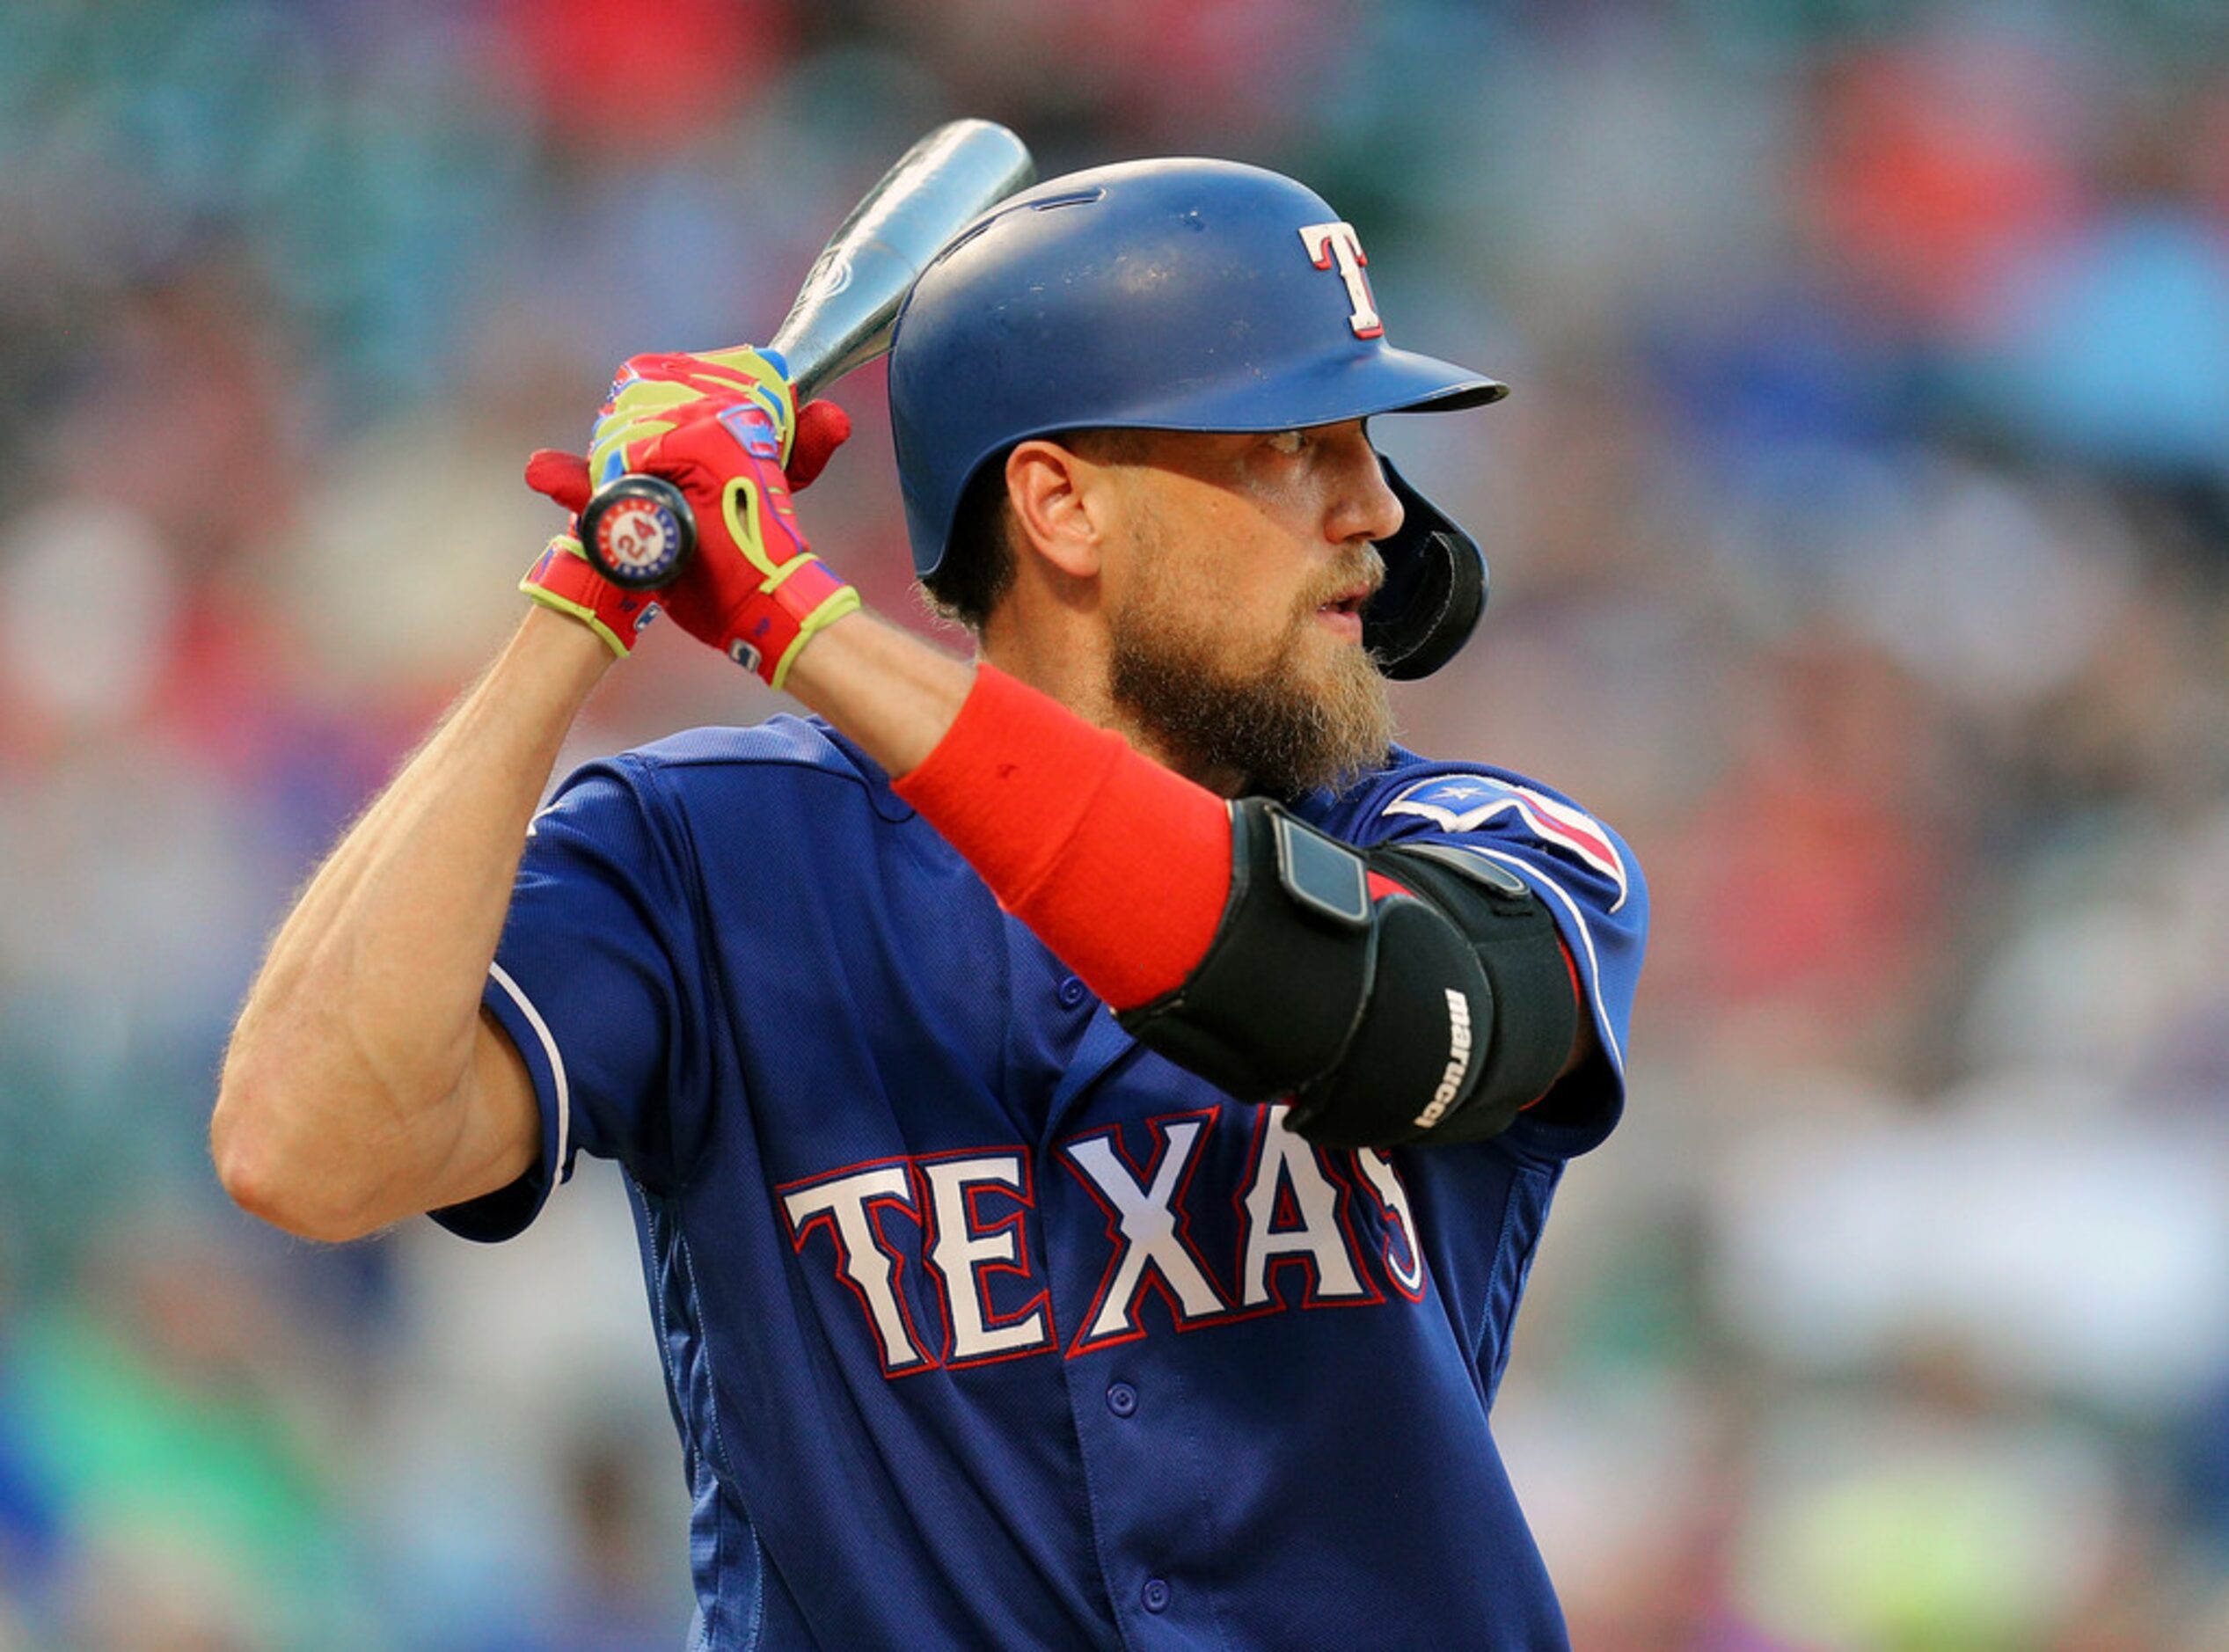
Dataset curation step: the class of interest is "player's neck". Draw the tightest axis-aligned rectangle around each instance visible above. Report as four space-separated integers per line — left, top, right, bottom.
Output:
978 620 1242 797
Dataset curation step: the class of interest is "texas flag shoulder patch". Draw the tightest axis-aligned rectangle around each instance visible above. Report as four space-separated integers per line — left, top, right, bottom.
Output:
1383 773 1629 910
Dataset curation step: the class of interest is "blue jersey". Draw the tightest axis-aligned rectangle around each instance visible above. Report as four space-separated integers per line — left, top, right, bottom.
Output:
440 717 1647 1650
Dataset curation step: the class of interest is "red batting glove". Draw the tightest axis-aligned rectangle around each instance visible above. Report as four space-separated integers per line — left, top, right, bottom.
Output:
522 397 851 663
620 396 861 686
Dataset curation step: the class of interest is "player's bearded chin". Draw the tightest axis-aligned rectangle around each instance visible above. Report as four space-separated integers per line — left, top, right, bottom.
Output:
1107 532 1395 798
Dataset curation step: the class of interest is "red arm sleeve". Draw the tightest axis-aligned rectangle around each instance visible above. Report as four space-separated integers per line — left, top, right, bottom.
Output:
890 665 1231 1010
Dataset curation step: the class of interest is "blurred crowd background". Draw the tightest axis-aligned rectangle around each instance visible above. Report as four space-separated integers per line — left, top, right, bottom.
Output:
3 0 2227 1646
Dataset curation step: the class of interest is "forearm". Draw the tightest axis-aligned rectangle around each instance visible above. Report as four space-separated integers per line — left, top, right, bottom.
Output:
214 608 613 1238
777 604 976 778
783 608 1234 1010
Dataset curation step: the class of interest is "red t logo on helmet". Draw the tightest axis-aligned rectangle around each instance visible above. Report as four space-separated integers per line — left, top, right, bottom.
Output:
1298 222 1385 340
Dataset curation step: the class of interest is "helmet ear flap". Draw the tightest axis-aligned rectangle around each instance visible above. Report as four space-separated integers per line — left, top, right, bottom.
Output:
1363 457 1489 680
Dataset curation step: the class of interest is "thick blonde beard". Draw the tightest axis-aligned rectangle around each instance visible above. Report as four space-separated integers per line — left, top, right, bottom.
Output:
1107 511 1396 799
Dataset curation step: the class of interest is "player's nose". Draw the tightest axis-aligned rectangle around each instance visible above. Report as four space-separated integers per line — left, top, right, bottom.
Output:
1321 422 1404 546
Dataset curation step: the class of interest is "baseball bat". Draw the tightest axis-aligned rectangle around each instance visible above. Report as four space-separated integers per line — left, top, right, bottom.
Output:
582 120 1037 589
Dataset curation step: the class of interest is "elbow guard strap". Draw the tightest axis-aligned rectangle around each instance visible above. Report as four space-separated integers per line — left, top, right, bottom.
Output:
1116 800 1579 1148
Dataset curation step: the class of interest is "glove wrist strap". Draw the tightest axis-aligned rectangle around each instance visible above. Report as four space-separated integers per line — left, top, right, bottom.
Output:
721 559 861 690
521 536 661 658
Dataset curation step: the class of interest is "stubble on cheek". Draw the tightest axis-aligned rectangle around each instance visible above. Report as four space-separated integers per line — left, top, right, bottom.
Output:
1107 510 1397 797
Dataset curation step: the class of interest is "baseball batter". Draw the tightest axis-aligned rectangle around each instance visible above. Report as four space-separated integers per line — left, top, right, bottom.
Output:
216 159 1646 1649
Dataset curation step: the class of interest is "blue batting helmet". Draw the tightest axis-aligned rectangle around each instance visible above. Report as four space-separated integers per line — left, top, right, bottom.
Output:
886 157 1509 678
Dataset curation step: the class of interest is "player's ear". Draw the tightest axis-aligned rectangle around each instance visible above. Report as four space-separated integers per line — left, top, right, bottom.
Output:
1005 439 1108 581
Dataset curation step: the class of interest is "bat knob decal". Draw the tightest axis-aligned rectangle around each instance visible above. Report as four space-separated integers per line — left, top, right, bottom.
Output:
582 475 696 588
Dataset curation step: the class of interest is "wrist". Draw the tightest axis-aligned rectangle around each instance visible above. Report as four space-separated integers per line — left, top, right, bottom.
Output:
778 606 976 776
757 591 865 692
517 603 625 691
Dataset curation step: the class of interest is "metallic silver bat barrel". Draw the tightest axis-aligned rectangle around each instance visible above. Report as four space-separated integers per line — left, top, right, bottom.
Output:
771 120 1037 400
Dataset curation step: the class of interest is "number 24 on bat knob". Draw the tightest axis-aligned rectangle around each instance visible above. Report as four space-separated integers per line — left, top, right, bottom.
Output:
581 475 696 588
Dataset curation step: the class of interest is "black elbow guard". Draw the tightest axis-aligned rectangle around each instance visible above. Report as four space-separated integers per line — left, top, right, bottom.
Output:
1116 800 1580 1148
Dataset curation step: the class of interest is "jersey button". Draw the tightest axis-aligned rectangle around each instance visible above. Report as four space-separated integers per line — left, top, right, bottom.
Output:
1057 976 1088 1007
1106 1381 1138 1418
1142 1577 1172 1614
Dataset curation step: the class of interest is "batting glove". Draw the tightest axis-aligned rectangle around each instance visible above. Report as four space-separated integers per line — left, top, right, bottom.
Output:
522 347 854 679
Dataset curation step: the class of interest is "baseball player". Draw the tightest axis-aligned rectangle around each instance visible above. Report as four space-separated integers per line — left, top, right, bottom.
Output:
216 159 1646 1649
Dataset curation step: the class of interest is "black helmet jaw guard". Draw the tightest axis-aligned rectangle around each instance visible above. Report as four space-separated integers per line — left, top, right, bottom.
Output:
1363 457 1488 681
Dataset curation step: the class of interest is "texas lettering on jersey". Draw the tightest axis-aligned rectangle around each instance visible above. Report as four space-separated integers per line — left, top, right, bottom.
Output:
778 1104 1429 1374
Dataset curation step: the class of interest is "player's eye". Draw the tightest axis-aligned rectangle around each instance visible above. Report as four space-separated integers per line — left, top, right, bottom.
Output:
1264 429 1309 456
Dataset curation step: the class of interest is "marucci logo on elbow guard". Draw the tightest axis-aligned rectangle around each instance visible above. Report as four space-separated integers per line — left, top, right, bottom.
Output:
1413 989 1474 1131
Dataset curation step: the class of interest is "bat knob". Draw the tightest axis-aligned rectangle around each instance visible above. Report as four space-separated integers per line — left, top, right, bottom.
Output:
581 475 696 589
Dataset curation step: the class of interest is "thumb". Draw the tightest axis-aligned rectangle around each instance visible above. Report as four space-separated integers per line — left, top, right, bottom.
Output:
525 449 594 513
784 400 852 493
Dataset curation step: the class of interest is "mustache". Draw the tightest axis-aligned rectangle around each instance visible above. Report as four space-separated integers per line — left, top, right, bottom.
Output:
1297 545 1388 614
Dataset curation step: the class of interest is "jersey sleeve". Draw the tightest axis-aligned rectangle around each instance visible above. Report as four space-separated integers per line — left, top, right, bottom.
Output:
432 754 705 1242
1370 771 1648 1159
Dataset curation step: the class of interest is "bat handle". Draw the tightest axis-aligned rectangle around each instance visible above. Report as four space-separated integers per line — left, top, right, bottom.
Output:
580 474 697 589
